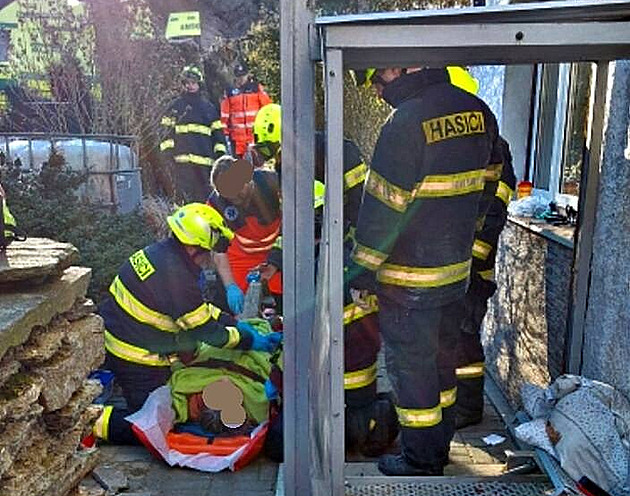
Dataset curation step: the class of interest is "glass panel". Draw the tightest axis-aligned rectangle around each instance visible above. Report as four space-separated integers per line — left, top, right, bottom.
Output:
561 62 593 197
533 63 560 190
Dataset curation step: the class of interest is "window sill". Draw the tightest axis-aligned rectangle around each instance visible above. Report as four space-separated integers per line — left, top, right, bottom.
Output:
508 215 575 249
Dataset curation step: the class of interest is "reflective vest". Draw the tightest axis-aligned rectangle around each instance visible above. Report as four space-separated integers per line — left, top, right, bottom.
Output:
220 82 272 156
160 93 227 167
352 69 501 309
99 238 246 367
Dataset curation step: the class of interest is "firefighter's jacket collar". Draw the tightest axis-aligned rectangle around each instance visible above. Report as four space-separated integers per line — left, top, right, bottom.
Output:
381 68 450 108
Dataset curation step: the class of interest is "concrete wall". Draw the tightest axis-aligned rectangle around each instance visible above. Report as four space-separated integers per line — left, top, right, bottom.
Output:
581 60 630 399
483 222 573 408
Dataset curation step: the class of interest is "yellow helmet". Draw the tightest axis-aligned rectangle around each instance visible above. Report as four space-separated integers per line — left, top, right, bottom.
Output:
447 66 479 95
181 65 204 83
167 203 234 251
254 103 282 145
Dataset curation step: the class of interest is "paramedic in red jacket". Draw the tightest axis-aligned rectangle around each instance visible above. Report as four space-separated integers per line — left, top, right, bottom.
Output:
207 156 282 315
220 62 272 158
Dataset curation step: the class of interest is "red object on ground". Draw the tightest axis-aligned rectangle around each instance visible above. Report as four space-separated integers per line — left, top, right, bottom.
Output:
517 180 533 199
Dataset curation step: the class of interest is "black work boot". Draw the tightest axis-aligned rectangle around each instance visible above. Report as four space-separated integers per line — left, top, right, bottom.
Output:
455 408 483 429
378 454 444 476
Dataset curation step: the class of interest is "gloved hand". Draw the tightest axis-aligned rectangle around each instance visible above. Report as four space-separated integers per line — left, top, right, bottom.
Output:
226 283 244 314
264 378 279 400
250 330 283 353
236 320 257 335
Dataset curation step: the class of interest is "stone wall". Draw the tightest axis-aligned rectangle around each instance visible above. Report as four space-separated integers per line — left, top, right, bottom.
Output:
0 238 104 496
581 60 630 399
483 221 573 408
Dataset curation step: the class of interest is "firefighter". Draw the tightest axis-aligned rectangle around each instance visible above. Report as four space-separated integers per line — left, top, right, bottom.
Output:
455 136 515 428
254 107 398 457
347 66 502 475
207 155 282 314
94 203 281 444
220 62 272 158
159 66 227 202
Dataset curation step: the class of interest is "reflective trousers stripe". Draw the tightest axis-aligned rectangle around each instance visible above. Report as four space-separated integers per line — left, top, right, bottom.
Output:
478 268 495 282
440 386 457 408
472 239 492 261
456 361 485 379
174 154 214 166
160 139 174 151
344 362 378 390
343 295 379 325
344 162 367 191
377 259 471 289
104 330 174 367
93 405 114 441
353 243 388 271
396 404 442 428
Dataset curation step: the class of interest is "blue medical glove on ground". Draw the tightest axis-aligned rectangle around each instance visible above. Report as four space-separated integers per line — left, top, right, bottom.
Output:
264 378 279 400
226 283 244 314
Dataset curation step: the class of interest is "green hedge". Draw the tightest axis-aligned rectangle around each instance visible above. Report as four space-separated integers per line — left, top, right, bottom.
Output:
2 150 154 302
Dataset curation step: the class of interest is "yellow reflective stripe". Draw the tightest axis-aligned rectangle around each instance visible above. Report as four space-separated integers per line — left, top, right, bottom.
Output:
396 404 442 428
440 387 457 408
161 116 175 127
214 143 227 154
378 259 471 288
496 181 513 205
93 405 113 441
344 362 378 390
176 303 213 330
456 361 485 379
414 169 486 198
224 326 241 349
344 162 367 191
365 169 412 213
272 235 282 249
353 243 388 271
478 268 495 282
472 239 492 261
485 162 503 182
175 123 212 135
211 119 224 131
104 330 173 366
109 277 179 332
159 139 174 151
343 295 379 325
174 154 213 166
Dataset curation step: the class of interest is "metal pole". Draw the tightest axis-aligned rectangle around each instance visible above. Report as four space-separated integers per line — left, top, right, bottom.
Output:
566 61 609 374
324 48 345 496
280 0 315 495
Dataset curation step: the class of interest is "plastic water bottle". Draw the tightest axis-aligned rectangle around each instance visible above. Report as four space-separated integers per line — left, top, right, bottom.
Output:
241 271 262 319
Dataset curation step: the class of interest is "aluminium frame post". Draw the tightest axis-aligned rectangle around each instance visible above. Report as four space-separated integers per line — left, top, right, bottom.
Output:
280 0 315 494
324 48 346 496
566 61 609 374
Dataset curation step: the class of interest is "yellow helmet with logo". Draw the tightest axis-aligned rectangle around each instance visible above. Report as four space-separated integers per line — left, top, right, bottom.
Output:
181 65 204 84
254 103 282 145
447 66 479 95
167 203 233 251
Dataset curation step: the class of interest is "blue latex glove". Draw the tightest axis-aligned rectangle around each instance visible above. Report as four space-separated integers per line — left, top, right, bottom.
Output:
226 283 244 314
264 378 279 400
236 320 257 335
250 330 283 353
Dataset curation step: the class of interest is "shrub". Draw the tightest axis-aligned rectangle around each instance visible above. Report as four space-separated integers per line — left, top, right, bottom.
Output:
1 149 154 302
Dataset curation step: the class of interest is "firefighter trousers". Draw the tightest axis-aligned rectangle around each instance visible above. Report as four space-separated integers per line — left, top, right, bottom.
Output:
171 162 212 203
98 352 171 444
378 296 461 470
455 289 489 417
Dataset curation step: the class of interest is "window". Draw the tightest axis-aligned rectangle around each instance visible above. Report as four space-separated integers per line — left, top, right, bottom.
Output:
528 62 594 209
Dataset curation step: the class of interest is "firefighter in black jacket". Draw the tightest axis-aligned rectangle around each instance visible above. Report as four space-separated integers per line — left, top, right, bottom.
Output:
347 67 502 476
160 66 227 202
455 136 515 428
94 203 281 444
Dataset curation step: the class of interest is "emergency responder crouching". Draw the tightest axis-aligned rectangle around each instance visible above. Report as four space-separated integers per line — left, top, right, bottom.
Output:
347 66 502 476
94 203 281 444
